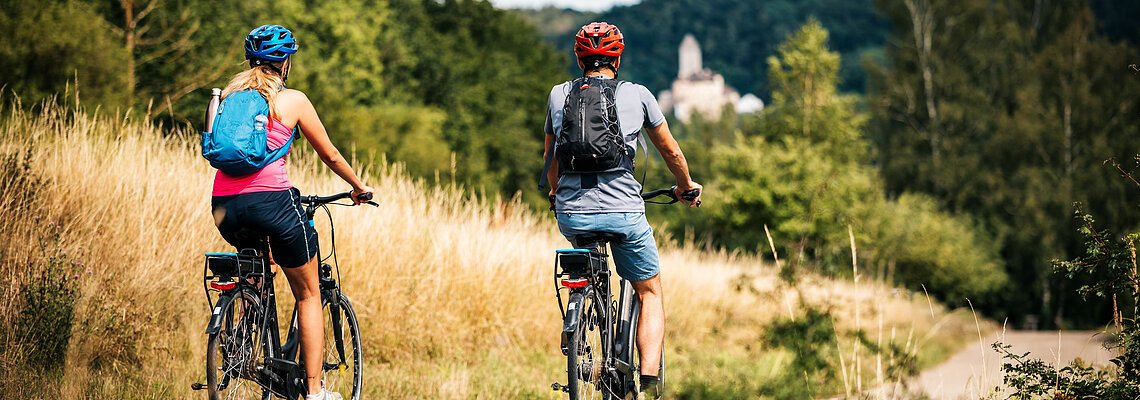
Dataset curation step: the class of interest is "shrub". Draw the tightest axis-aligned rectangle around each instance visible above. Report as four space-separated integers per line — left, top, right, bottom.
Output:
14 222 79 371
995 160 1140 398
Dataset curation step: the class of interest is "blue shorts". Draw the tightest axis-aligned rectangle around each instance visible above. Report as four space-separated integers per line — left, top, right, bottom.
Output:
211 188 317 268
555 212 660 282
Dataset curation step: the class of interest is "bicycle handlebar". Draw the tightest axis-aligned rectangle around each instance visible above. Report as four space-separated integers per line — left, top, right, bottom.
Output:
300 191 378 207
642 186 701 207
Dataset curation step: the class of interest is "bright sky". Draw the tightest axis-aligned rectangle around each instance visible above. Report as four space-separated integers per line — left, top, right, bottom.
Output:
490 0 642 12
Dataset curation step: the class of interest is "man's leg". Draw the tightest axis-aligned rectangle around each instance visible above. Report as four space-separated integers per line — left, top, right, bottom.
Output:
595 212 664 397
631 274 663 393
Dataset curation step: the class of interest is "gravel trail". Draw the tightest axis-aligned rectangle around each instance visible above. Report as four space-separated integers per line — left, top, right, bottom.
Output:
916 330 1114 399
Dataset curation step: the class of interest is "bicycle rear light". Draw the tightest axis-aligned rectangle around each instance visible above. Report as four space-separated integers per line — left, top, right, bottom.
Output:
210 281 236 291
560 278 589 289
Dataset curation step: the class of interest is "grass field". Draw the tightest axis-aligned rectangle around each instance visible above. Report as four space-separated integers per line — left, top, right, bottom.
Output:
0 101 987 399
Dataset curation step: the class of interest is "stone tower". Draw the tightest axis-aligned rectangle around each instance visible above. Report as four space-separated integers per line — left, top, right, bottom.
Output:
678 34 702 79
659 33 763 122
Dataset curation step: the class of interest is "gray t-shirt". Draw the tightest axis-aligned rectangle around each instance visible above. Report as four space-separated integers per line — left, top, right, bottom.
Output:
544 78 666 213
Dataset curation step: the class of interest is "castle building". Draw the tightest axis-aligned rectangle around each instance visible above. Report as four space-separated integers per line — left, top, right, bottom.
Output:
658 34 763 122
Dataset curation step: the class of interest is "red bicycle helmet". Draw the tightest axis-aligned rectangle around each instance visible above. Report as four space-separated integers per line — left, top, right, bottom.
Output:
574 22 625 70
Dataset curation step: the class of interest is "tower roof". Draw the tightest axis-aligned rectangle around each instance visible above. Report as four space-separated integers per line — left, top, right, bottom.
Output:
678 34 702 79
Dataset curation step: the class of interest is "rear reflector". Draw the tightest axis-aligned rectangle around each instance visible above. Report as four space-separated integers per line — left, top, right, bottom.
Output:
210 281 236 291
560 278 589 289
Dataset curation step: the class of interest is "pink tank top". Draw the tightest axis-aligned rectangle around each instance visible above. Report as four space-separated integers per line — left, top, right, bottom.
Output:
211 117 294 196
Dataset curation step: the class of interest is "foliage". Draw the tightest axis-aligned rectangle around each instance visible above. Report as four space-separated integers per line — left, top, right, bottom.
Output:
0 149 78 376
872 194 1006 302
565 0 890 94
995 198 1140 398
0 0 129 108
668 20 1005 301
14 222 79 372
386 0 566 206
1054 203 1140 380
0 0 566 207
761 305 838 398
512 6 598 44
870 0 1140 326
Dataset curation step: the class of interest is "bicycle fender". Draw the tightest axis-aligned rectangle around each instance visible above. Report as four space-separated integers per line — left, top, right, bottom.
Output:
205 293 235 335
561 289 588 354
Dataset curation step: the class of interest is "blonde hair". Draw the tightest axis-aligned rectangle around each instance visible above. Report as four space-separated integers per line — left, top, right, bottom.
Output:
221 64 286 117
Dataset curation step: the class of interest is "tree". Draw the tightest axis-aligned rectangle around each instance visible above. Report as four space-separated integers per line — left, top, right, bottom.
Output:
691 20 1005 301
871 0 1140 326
0 0 129 108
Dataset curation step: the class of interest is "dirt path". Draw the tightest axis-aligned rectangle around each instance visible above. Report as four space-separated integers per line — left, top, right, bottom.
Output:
915 330 1114 399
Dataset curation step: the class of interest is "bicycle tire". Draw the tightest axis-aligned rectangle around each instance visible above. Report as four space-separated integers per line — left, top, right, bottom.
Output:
321 292 363 399
206 288 270 400
567 287 606 400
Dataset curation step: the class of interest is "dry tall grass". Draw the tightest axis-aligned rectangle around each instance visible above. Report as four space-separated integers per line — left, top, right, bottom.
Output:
0 101 984 399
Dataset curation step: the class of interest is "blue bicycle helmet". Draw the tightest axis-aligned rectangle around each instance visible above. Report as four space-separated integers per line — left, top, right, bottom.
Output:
245 24 298 65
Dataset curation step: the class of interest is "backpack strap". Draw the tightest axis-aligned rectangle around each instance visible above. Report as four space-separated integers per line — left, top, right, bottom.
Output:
538 134 556 190
613 80 651 185
538 80 573 190
263 86 296 163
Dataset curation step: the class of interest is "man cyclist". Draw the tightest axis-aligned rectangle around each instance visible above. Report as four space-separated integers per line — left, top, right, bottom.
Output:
542 21 702 399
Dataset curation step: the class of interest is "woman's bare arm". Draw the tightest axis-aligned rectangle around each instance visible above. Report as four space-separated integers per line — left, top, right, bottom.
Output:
278 90 373 202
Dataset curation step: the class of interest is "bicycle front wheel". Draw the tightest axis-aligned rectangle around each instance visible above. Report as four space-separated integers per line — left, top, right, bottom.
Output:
322 292 363 399
206 288 269 400
567 287 606 400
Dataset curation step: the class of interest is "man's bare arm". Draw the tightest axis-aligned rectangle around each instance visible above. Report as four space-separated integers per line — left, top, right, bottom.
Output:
645 120 702 207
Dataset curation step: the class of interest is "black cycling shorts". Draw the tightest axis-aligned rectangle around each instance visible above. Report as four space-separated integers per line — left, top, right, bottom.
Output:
211 188 317 268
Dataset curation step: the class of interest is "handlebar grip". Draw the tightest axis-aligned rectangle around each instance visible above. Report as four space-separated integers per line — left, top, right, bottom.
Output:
681 189 700 201
682 189 701 207
357 192 373 202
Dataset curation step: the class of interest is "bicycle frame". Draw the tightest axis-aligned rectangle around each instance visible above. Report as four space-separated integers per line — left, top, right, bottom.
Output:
551 186 693 398
554 241 641 398
200 197 355 399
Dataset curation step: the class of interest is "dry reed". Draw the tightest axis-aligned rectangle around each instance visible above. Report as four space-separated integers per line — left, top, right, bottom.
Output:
0 101 980 399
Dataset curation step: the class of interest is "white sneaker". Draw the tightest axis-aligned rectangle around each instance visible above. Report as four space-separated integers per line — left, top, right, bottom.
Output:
306 389 343 400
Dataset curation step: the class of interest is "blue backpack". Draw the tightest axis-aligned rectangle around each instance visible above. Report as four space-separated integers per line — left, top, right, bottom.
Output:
202 89 295 176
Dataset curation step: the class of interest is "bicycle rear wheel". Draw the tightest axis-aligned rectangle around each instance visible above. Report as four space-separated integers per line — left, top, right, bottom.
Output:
322 292 363 399
567 288 606 400
206 288 270 400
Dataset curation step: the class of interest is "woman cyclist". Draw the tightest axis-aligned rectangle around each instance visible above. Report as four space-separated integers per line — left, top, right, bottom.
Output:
210 24 372 400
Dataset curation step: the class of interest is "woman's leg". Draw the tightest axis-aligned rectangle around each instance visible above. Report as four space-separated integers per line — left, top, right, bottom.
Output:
281 256 324 395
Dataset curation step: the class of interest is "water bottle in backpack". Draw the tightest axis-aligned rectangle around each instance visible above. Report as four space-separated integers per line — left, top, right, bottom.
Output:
201 89 295 176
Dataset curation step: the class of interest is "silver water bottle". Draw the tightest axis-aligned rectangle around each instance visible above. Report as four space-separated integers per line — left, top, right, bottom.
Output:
204 88 221 133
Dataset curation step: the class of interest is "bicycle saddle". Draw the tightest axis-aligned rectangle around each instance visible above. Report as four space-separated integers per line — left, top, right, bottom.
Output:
231 228 269 254
573 232 623 247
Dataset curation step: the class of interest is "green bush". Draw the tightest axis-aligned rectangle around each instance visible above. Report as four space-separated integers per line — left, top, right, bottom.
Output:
0 149 79 375
14 223 79 371
995 162 1140 398
760 305 839 398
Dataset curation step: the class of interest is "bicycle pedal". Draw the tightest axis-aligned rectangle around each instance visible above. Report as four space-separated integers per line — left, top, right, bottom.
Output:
551 383 570 393
190 383 207 391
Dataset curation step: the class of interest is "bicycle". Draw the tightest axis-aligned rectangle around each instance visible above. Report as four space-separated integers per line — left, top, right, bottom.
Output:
192 191 376 400
550 187 700 400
